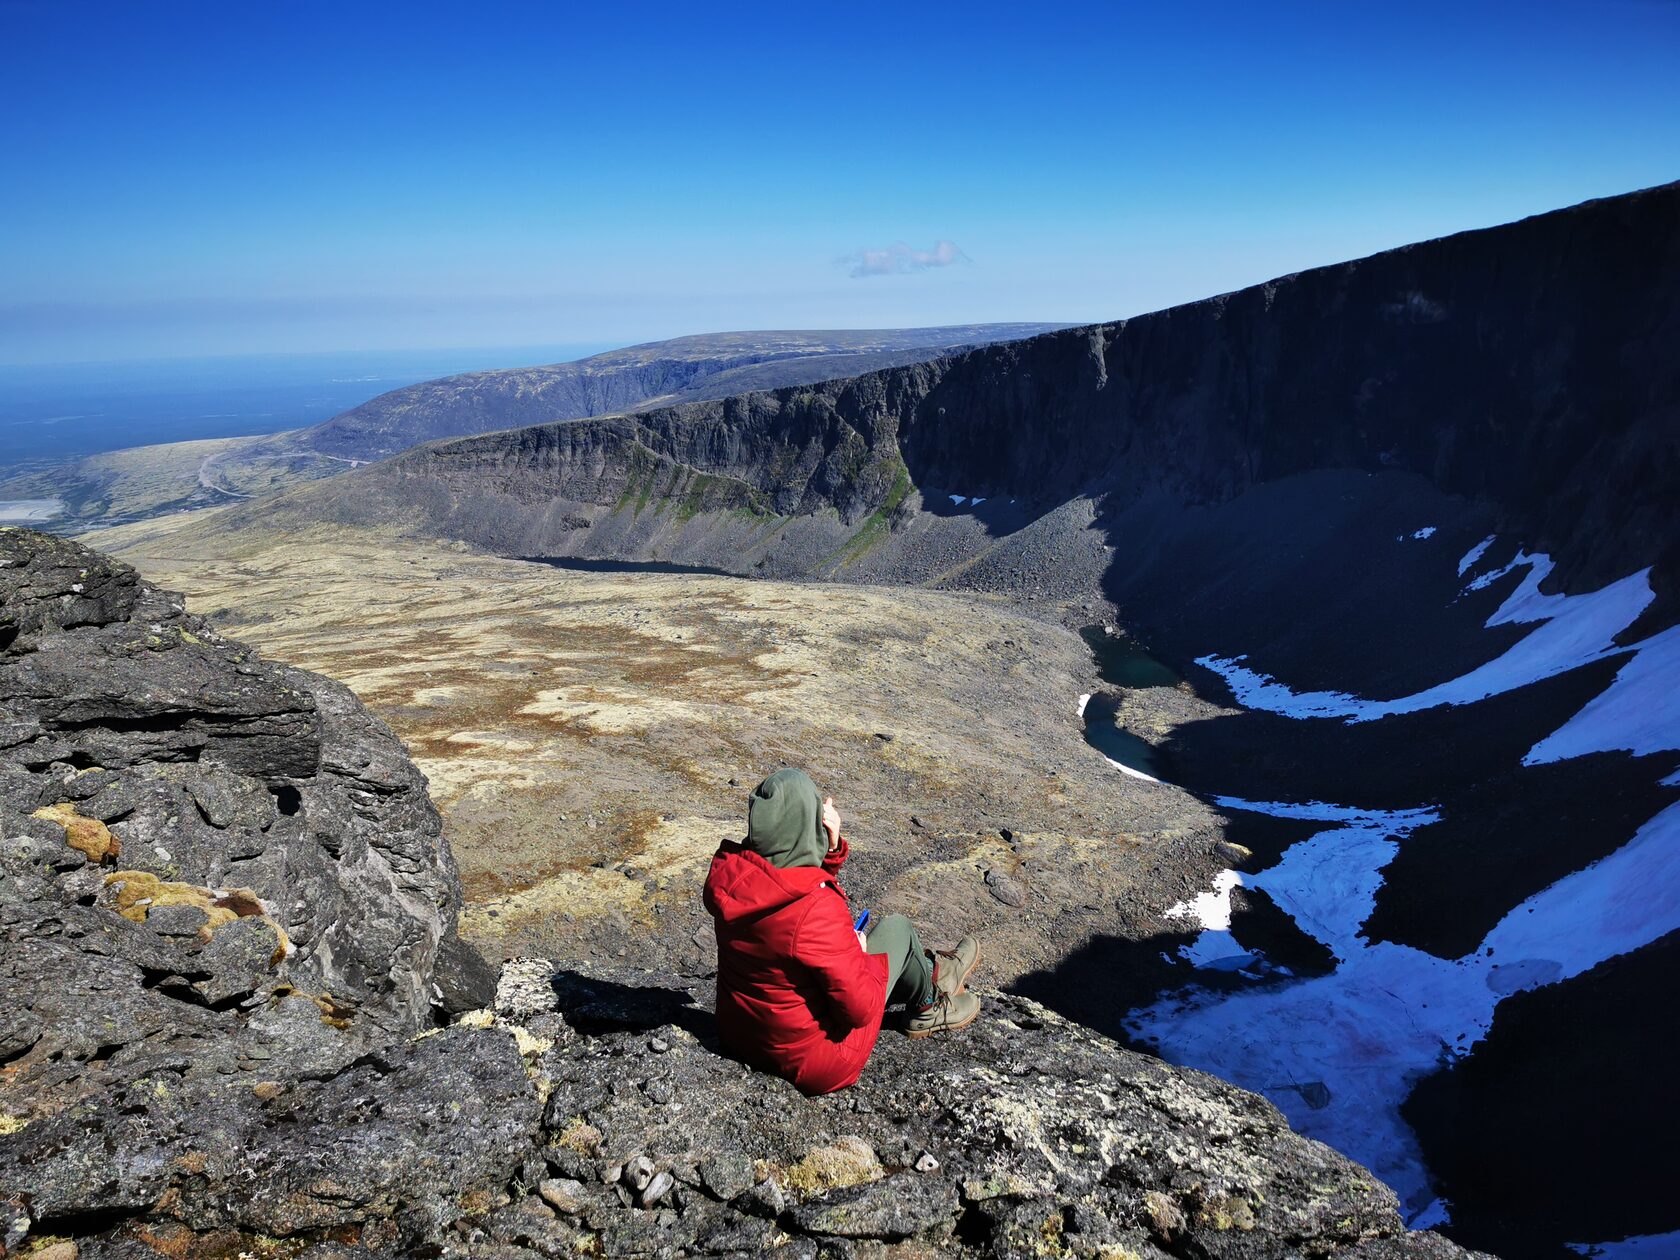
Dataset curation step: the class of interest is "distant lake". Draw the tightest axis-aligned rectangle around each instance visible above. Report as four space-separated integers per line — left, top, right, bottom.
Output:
521 556 735 577
0 344 613 471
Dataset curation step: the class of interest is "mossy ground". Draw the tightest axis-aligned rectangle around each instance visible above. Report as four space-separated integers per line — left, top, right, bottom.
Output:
91 512 1224 994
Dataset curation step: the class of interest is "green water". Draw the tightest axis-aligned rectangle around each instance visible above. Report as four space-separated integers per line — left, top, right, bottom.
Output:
1079 626 1181 690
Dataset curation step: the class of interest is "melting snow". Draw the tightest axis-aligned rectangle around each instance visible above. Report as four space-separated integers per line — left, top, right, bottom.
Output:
1129 799 1680 1215
1128 548 1680 1223
1106 757 1163 783
1525 623 1680 763
1166 869 1241 931
1196 558 1654 722
1457 535 1496 576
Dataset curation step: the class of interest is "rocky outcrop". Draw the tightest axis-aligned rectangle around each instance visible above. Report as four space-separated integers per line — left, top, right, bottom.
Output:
0 528 463 1129
0 956 1487 1259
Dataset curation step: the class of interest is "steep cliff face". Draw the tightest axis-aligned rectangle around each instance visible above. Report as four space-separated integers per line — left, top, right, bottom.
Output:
282 324 1059 463
229 183 1677 616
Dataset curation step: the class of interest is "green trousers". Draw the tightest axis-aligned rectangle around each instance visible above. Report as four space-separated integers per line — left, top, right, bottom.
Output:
864 913 935 1009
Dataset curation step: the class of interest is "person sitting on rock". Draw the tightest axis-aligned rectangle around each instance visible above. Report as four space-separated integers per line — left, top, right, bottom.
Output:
702 767 980 1094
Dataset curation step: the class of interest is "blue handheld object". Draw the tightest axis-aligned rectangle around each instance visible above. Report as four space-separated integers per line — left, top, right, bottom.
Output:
853 909 871 932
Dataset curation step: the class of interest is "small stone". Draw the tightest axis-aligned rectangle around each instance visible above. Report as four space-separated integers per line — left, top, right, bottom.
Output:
538 1177 588 1215
741 1177 785 1218
251 1080 284 1100
649 1036 669 1053
32 1244 77 1260
638 1169 674 1208
624 1154 656 1193
644 1079 675 1105
910 815 926 830
145 903 209 937
914 1151 940 1173
602 1163 623 1185
984 869 1028 908
699 1153 754 1201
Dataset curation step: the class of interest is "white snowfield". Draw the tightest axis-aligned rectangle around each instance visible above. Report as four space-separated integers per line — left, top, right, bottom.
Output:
1197 553 1658 729
1128 539 1680 1228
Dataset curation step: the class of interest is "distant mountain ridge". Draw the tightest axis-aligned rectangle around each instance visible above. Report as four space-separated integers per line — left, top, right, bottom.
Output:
275 324 1063 463
4 324 1058 533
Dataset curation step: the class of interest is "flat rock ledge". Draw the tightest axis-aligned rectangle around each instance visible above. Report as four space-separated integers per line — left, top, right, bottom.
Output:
2 958 1487 1260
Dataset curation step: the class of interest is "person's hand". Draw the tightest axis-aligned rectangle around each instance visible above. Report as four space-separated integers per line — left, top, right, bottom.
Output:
855 930 869 951
821 796 843 852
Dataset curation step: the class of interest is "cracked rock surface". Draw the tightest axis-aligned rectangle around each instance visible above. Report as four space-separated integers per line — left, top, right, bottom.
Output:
0 529 466 1141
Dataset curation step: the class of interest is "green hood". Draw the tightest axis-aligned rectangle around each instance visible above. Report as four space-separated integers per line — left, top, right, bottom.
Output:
745 768 826 869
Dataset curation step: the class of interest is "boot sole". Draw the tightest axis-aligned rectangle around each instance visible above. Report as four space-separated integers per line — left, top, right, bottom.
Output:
906 1000 982 1039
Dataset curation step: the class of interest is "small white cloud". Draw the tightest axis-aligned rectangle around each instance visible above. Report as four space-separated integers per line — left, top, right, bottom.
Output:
843 239 968 278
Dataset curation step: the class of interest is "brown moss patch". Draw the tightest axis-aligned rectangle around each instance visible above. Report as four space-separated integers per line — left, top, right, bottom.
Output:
33 802 120 862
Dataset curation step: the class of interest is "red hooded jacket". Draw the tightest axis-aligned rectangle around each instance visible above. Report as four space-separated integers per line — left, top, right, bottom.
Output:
702 837 889 1094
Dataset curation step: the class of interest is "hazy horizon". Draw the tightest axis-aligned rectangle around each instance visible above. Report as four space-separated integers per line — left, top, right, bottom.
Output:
5 1 1678 366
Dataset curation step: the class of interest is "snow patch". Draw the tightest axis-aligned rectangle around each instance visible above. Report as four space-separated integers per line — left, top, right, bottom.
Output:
1105 756 1163 784
1398 526 1437 541
1076 692 1091 718
948 494 967 506
1457 535 1495 576
1165 869 1242 932
1197 560 1653 722
1568 1228 1680 1257
1409 1200 1451 1230
1525 623 1680 763
1132 544 1680 1227
1130 797 1680 1216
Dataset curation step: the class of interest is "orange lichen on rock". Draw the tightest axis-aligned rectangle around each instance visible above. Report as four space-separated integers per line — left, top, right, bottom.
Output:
32 802 120 863
102 870 291 963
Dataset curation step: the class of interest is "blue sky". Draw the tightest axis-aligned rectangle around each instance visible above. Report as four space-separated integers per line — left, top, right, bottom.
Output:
2 0 1677 364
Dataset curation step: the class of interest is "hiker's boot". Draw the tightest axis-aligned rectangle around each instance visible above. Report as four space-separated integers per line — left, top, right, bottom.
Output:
931 936 980 997
907 988 981 1039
